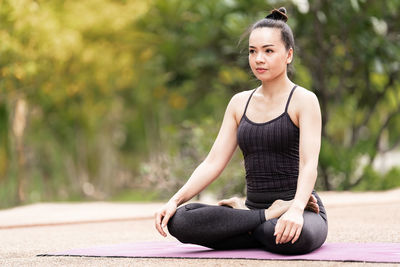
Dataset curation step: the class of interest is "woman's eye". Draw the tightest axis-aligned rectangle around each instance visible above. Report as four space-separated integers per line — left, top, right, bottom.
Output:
249 50 255 54
266 49 273 53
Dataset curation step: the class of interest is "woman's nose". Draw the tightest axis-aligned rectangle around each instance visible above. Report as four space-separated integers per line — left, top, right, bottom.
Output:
255 53 264 63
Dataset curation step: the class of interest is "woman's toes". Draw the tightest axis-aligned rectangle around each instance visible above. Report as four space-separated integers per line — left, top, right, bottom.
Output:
311 202 319 213
314 203 320 213
309 194 317 203
218 197 246 209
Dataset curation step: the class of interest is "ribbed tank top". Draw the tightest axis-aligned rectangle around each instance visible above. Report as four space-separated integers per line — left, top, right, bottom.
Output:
237 85 299 206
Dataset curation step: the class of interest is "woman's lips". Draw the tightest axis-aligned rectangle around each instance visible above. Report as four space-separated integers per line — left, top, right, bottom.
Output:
256 68 268 74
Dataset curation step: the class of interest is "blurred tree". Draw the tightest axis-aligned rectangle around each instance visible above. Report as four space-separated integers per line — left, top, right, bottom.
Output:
136 0 400 193
0 0 151 206
291 0 400 190
0 0 399 208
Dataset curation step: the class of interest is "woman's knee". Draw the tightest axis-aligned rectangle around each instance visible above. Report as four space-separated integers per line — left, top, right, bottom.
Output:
167 203 205 242
283 217 328 254
253 220 308 254
167 205 189 237
253 216 327 255
289 227 318 254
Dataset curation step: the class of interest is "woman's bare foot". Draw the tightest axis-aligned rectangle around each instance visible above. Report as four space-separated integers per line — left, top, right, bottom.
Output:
217 196 248 210
306 194 320 214
217 194 319 217
265 194 320 220
265 199 293 220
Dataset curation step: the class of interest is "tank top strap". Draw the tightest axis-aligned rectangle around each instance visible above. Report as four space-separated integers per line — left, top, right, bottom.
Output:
243 88 257 117
284 85 298 113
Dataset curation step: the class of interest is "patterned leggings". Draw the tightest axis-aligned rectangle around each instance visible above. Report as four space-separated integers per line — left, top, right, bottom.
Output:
167 194 328 255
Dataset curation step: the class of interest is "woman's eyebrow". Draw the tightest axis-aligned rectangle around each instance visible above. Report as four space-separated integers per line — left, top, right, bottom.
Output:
249 44 275 48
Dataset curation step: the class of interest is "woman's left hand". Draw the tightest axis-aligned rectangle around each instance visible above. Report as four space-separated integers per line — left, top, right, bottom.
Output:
274 207 304 244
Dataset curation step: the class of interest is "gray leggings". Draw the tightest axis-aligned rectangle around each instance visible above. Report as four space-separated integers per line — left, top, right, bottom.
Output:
167 197 328 255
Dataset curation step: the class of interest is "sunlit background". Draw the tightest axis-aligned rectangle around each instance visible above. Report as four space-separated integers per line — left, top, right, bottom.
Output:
1 0 399 208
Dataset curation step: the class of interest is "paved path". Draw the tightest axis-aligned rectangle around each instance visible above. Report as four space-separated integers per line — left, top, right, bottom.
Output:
1 189 400 266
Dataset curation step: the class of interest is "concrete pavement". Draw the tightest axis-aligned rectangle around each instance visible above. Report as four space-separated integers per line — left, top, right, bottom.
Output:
1 189 400 266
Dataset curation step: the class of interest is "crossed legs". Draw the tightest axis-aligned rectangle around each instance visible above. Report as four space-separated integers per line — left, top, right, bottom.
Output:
167 199 327 254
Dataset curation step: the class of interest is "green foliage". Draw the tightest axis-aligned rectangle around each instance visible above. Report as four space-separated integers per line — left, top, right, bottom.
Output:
0 0 152 207
353 166 400 191
291 0 400 190
111 189 159 202
1 0 400 208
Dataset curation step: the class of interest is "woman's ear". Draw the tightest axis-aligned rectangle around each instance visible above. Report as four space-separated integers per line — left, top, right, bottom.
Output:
286 47 293 64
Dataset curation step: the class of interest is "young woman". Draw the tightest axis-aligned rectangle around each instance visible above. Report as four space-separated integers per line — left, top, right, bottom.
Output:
154 7 328 255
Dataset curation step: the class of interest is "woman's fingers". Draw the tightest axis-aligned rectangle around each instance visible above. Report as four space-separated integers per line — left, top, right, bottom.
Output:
280 221 294 244
161 211 172 229
274 220 283 244
154 201 177 237
279 227 289 244
275 214 304 244
154 211 166 237
277 222 302 244
274 219 291 244
286 225 298 244
291 226 302 244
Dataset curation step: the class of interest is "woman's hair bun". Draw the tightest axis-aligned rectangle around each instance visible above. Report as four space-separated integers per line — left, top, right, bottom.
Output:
265 7 288 22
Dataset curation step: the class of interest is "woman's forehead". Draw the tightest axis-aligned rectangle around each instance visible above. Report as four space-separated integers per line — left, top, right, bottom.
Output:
249 27 282 47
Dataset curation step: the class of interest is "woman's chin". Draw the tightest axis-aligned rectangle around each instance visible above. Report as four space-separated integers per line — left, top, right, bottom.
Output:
253 72 286 83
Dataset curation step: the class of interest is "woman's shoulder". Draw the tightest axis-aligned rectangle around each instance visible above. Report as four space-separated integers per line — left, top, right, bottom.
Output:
291 85 320 113
293 86 319 105
228 89 256 123
230 89 256 104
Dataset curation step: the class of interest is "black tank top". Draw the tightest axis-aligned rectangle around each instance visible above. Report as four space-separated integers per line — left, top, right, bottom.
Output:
237 85 299 206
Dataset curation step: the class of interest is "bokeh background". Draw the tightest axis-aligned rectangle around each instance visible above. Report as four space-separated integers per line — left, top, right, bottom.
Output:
1 0 399 209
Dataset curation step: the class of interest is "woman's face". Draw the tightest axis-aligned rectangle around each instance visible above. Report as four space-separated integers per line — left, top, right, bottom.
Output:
248 27 293 82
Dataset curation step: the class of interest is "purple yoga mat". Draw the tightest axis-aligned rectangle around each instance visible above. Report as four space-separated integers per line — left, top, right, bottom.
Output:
38 241 400 263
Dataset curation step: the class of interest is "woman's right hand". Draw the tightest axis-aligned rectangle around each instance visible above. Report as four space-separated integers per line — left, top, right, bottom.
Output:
154 200 177 237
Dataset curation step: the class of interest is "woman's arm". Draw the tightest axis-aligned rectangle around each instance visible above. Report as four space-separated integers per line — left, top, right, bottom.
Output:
155 93 242 236
170 94 241 205
292 91 322 211
274 89 322 244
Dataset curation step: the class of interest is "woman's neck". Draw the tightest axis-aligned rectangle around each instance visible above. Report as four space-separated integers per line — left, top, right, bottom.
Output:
259 74 294 98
